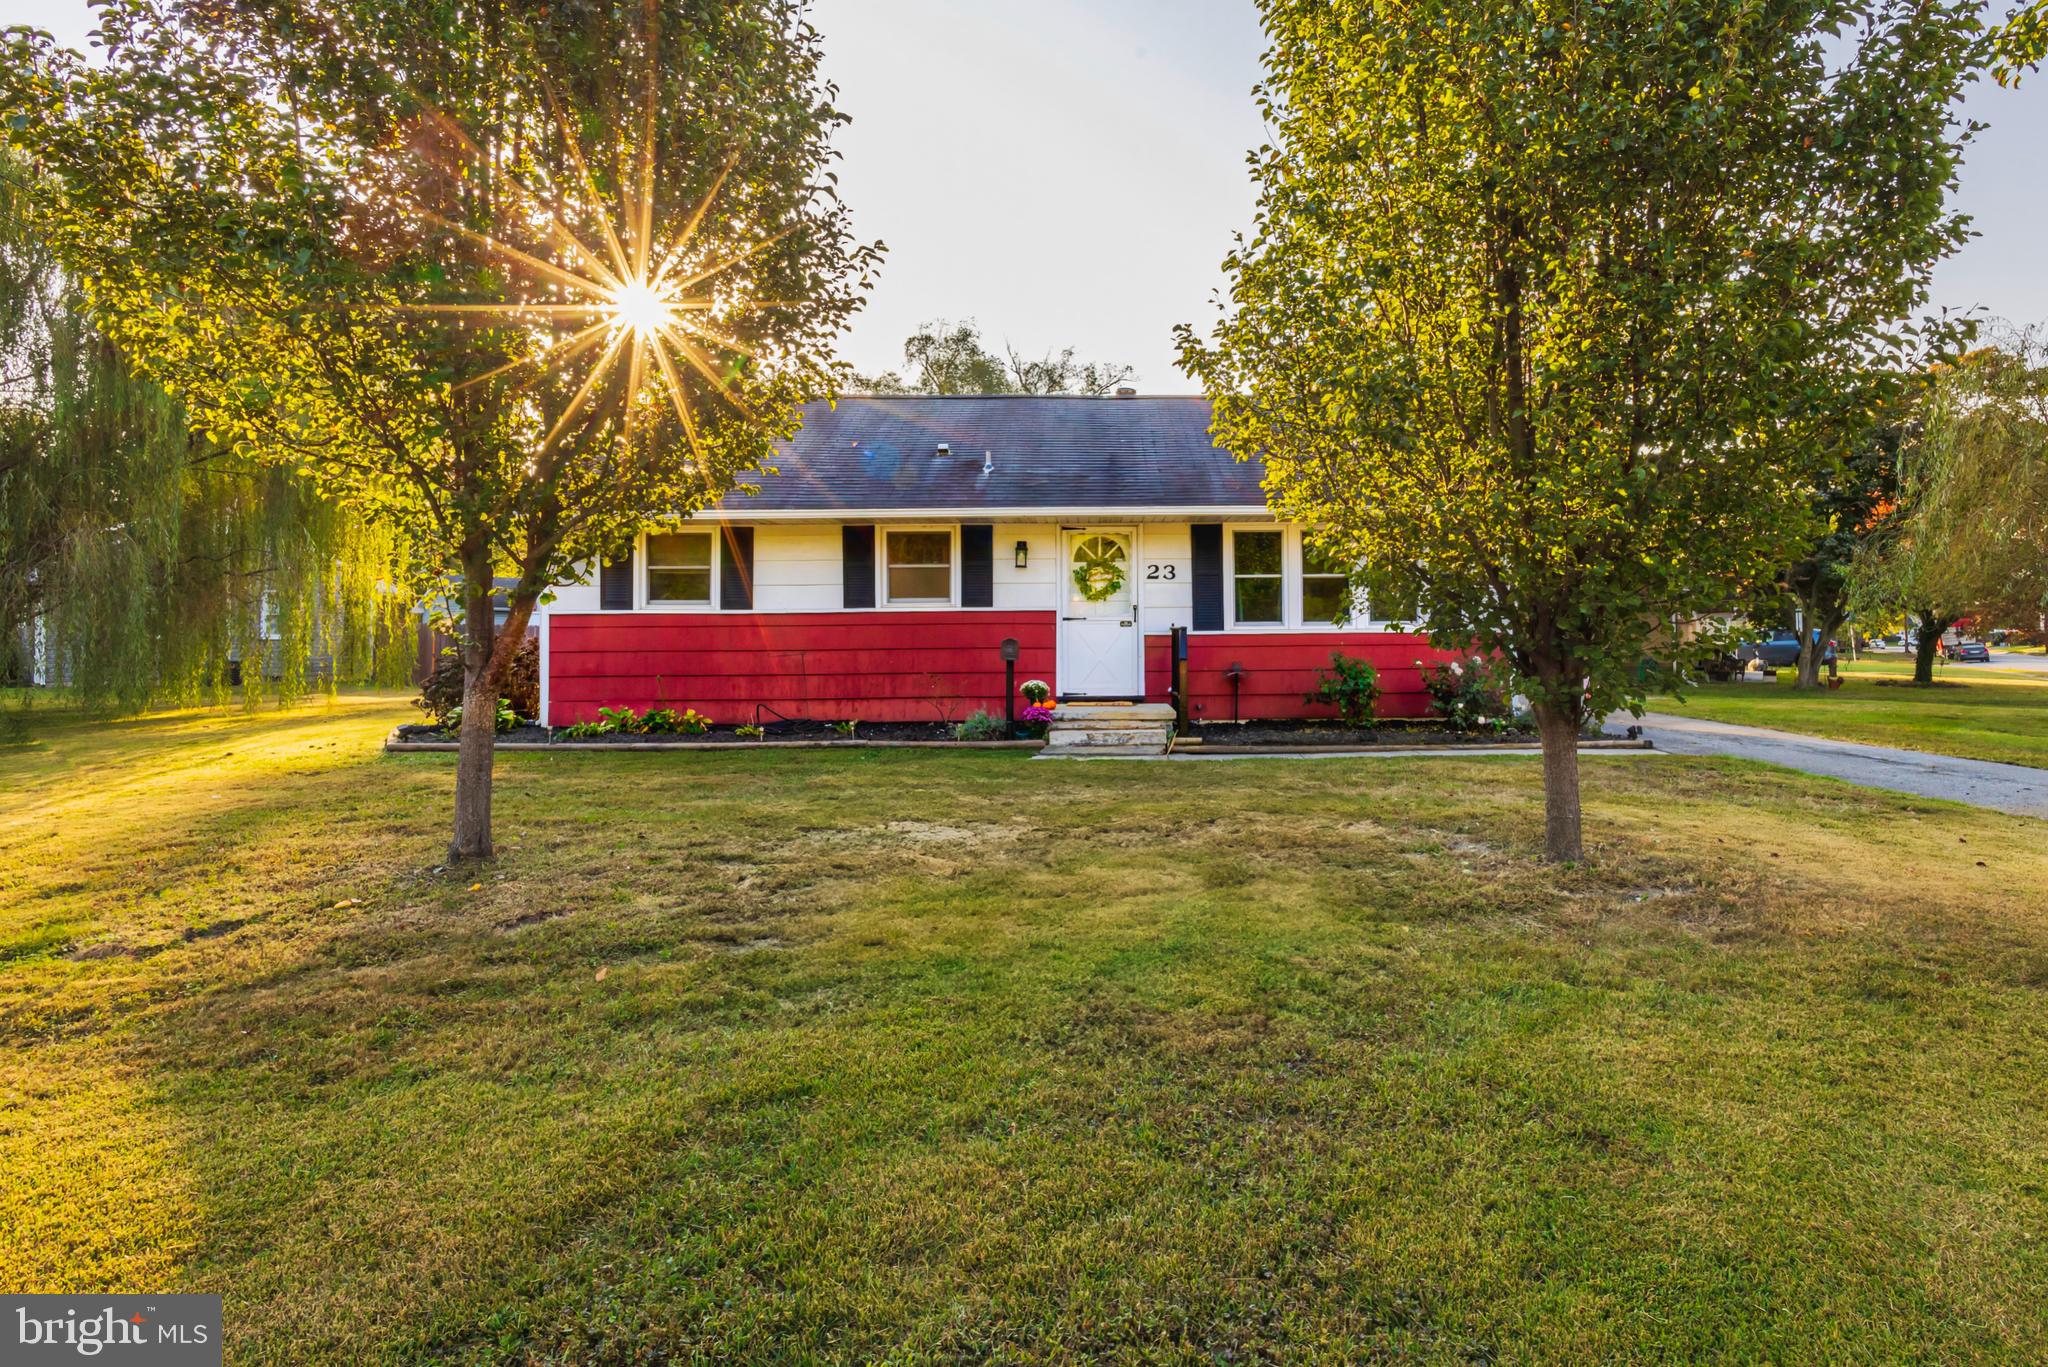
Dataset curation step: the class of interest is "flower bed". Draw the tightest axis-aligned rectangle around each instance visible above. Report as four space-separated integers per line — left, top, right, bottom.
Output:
1191 718 1538 750
389 719 1022 746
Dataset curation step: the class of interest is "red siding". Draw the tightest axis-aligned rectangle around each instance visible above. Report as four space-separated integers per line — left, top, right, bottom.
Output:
1144 631 1461 721
546 612 1056 725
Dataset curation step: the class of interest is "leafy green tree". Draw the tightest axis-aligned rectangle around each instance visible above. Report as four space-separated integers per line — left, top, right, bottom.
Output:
4 1 877 858
1996 0 2047 82
1 152 406 712
854 318 1134 395
1865 331 2048 657
1180 0 1986 859
1759 423 1902 690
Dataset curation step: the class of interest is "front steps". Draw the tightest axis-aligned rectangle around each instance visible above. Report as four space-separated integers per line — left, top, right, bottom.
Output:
1041 702 1178 757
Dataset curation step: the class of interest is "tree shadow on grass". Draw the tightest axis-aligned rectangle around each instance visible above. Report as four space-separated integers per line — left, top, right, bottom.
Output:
11 727 2048 1361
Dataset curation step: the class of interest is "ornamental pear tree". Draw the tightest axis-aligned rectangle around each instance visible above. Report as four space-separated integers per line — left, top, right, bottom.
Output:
3 0 879 858
1180 0 1987 860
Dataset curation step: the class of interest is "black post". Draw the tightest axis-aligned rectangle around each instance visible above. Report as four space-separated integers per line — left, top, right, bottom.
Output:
1227 662 1243 723
1170 626 1190 736
1001 637 1019 726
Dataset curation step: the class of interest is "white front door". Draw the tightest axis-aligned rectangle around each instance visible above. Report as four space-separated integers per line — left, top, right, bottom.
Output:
1058 528 1141 697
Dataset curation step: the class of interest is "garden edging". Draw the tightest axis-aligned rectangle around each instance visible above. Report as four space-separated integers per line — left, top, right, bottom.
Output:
383 732 1045 753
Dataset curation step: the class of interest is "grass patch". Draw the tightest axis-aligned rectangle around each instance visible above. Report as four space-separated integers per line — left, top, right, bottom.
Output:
4 693 2048 1362
1658 656 2048 767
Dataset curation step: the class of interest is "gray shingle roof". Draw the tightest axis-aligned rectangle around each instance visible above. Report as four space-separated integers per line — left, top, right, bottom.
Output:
719 395 1268 513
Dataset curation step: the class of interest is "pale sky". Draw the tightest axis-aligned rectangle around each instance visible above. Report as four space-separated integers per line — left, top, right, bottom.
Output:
7 0 2043 389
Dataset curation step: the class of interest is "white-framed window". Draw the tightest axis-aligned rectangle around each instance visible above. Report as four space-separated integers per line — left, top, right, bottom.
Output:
645 530 715 606
1301 540 1352 625
1230 528 1285 625
1219 525 1383 631
882 527 955 605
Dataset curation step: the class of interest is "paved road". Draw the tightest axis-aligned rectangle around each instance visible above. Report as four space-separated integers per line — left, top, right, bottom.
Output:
1847 647 2048 675
1988 650 2048 675
1613 712 2048 819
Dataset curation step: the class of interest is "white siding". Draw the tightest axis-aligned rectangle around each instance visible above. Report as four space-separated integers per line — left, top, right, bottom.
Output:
993 522 1059 611
1137 524 1193 634
752 524 843 612
551 563 601 613
533 519 1374 628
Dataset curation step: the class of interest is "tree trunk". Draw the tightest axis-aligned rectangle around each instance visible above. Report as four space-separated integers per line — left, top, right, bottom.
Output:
1532 700 1584 862
449 563 500 862
1794 636 1824 690
1913 607 1941 686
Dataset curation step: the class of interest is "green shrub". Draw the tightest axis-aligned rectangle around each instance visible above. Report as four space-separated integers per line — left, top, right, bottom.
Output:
596 705 645 733
734 723 765 740
1307 653 1382 727
414 637 538 724
954 710 1006 741
442 699 518 734
831 719 858 737
1420 655 1522 733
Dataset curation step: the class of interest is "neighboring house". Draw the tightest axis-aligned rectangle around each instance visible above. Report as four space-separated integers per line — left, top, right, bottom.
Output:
538 395 1453 726
414 576 537 685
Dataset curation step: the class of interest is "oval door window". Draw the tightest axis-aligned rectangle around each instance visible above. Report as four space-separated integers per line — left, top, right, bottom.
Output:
1070 534 1131 609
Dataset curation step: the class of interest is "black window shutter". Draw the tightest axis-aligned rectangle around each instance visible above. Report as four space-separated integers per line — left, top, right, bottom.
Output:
842 525 876 609
719 525 754 611
1191 523 1224 630
960 524 994 607
600 545 635 611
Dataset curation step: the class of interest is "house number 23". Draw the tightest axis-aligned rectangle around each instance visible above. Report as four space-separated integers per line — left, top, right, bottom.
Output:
1144 564 1176 580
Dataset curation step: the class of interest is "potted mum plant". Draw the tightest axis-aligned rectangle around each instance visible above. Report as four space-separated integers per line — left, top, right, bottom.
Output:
1018 679 1053 739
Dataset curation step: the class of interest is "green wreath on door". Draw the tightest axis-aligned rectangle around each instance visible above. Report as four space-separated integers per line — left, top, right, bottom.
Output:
1070 536 1128 603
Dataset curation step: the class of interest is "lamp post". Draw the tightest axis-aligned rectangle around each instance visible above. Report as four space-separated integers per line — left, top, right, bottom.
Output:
1000 637 1020 727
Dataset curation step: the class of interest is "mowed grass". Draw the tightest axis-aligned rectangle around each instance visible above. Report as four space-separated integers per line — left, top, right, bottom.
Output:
5 695 2048 1364
1658 655 2048 767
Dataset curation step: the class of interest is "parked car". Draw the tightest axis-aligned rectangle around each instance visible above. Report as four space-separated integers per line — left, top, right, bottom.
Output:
1943 638 1990 663
1741 630 1837 668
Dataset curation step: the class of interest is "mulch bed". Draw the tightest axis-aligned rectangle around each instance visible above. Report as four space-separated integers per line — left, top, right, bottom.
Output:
392 720 1005 745
1191 719 1537 750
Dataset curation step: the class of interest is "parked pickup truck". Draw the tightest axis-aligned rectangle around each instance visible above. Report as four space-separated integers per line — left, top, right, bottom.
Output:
1739 630 1837 669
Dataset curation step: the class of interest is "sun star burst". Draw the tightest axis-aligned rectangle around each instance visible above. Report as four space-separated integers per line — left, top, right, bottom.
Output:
389 16 785 475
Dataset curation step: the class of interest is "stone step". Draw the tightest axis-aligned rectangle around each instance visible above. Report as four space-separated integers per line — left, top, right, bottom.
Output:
1045 729 1173 749
1036 744 1168 758
1044 703 1176 757
1055 703 1176 722
1050 717 1177 733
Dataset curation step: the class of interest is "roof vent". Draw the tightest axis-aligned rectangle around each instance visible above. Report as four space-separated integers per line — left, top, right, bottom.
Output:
982 450 995 476
935 441 951 457
1114 387 1137 398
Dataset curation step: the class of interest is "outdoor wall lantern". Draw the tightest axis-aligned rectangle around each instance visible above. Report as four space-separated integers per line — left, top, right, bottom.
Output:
1014 540 1029 569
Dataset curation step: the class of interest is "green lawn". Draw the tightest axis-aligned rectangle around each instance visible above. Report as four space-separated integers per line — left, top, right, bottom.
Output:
5 695 2048 1363
1656 655 2048 767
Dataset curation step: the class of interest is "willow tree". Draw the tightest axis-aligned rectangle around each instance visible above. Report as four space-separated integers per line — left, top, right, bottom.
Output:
1180 0 1985 860
1 153 407 713
1857 332 2048 666
5 1 877 858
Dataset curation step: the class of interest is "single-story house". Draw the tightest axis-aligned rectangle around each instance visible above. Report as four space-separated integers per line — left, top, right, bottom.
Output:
537 394 1451 726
